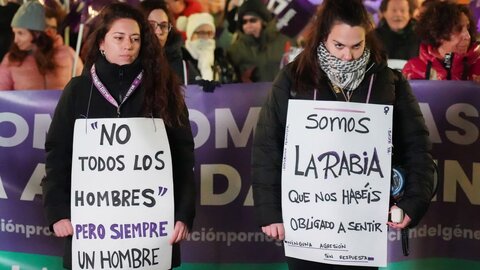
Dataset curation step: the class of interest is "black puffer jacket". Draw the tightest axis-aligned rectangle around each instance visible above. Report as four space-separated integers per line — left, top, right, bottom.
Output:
252 61 434 228
42 57 195 268
375 19 420 61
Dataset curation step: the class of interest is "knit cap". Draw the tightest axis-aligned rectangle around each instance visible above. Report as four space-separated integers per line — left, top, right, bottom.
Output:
177 13 215 41
237 0 272 23
11 1 46 32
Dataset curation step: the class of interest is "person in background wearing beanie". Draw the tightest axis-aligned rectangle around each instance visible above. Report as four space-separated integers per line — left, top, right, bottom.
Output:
197 0 234 51
178 12 236 84
0 1 83 90
0 0 20 60
227 0 291 82
139 0 198 84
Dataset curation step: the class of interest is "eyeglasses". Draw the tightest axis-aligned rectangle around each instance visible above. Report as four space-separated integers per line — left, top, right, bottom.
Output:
149 21 172 33
242 17 259 25
193 30 215 39
45 24 57 30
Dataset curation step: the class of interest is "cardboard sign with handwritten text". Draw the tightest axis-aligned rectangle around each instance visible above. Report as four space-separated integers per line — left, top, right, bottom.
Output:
71 118 173 270
282 100 393 267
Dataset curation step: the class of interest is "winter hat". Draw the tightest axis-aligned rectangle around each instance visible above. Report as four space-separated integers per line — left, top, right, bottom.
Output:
177 13 215 41
237 0 272 23
11 1 46 32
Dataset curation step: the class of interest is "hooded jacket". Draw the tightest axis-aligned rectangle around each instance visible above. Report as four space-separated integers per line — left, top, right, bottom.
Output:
402 42 480 80
227 20 290 82
252 60 434 229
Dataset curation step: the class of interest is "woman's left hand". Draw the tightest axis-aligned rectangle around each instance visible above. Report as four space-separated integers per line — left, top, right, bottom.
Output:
387 205 412 229
169 221 189 244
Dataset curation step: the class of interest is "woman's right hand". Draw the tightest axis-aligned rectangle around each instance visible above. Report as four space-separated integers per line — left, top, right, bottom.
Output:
262 223 285 240
53 219 73 237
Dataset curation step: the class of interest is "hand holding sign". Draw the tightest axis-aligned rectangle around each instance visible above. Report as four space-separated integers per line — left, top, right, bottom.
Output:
169 221 189 244
71 118 174 270
53 219 74 237
262 223 285 240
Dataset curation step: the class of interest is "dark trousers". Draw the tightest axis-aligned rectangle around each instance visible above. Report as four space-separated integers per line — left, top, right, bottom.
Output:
286 257 378 270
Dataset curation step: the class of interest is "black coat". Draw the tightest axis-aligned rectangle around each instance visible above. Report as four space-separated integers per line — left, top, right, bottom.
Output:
165 30 199 85
252 61 434 228
42 57 195 268
375 19 420 61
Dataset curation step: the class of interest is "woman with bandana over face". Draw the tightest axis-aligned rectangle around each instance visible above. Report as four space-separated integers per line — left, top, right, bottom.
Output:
251 0 434 269
402 1 480 81
178 12 236 85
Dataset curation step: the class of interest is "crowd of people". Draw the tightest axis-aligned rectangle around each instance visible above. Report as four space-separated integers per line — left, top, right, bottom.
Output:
0 0 478 91
0 0 474 269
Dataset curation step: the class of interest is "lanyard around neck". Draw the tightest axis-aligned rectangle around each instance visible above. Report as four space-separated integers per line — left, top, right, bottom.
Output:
327 74 375 103
90 64 144 115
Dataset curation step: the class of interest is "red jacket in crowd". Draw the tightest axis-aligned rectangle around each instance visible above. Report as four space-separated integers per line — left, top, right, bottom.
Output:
403 42 480 81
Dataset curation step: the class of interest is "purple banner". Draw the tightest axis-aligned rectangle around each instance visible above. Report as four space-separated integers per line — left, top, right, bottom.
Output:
266 0 317 38
396 80 480 262
0 91 62 255
182 83 283 263
1 81 480 266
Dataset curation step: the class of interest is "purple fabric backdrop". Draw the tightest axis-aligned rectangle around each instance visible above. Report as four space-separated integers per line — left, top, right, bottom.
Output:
0 81 479 264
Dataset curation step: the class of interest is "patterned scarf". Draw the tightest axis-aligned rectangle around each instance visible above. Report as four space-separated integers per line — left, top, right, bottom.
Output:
317 42 370 91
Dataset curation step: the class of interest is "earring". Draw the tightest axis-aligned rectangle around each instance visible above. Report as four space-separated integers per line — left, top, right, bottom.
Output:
100 50 106 57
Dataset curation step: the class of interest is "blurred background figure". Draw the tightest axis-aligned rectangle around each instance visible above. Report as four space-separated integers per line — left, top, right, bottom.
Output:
140 0 197 84
179 12 216 80
197 0 233 50
414 0 445 20
402 1 480 81
224 0 243 33
165 0 203 40
375 0 420 70
0 0 20 60
0 0 83 90
165 0 203 19
227 0 290 82
44 0 66 47
178 12 236 83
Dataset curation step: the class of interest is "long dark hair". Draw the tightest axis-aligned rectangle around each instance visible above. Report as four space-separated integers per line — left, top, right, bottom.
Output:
291 0 385 93
82 3 186 127
8 31 56 74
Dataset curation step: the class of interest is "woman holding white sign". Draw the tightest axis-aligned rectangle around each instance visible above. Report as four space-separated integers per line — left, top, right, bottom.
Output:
252 0 434 269
42 3 195 269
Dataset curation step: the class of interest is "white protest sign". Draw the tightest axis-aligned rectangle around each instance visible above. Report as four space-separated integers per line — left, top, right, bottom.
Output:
282 100 393 267
71 118 173 270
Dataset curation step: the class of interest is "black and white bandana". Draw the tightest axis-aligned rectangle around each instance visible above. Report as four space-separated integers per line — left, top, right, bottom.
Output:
317 42 370 91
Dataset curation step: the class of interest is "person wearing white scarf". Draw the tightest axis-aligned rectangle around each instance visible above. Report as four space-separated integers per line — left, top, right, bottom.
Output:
178 12 216 80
